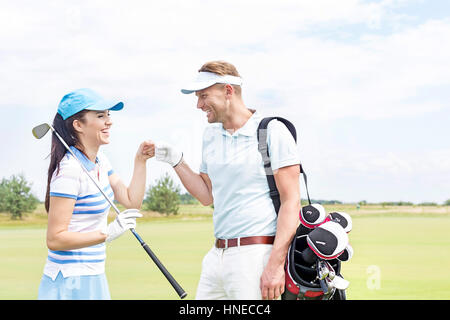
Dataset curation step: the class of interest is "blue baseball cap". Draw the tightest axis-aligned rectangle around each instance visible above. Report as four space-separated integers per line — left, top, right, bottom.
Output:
57 88 124 120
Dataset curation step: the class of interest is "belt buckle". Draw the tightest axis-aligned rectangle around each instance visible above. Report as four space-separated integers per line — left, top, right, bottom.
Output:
224 239 228 249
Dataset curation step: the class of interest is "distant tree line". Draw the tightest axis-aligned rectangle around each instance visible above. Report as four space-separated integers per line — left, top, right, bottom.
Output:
302 199 343 205
1 173 450 219
356 200 447 206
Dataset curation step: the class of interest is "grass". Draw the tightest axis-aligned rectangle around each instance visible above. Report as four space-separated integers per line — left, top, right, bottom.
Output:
344 216 450 299
0 204 449 299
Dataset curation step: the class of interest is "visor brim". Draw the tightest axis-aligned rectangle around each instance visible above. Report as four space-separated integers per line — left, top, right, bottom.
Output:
180 81 216 94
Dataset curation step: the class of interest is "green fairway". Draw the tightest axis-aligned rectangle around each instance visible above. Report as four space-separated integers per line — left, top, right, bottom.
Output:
344 216 450 299
0 205 449 299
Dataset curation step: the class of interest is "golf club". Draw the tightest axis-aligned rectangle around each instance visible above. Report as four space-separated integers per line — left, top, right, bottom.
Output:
32 123 187 299
330 275 350 290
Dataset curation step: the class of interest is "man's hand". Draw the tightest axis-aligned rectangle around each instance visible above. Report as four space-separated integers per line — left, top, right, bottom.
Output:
260 261 285 300
155 142 183 167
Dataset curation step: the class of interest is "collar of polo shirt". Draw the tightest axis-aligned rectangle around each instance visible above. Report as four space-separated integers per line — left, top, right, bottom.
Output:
69 146 98 171
220 110 260 137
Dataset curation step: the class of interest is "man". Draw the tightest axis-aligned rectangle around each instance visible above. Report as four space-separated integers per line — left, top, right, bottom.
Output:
156 61 301 300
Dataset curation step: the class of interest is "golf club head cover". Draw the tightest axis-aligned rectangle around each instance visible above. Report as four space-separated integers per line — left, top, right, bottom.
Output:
296 223 313 237
328 211 352 233
299 203 327 229
301 246 318 265
307 221 349 260
337 243 354 262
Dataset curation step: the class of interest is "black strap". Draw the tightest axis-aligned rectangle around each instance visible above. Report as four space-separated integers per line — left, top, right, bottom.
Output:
257 117 311 214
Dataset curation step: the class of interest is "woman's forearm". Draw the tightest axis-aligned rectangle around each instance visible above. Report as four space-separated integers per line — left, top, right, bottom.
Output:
47 229 106 251
126 158 147 208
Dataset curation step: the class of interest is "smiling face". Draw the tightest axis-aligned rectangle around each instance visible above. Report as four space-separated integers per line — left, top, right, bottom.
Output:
195 84 230 123
73 110 113 147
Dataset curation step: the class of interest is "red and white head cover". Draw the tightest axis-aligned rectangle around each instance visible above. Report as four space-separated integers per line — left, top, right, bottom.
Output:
328 211 352 233
337 244 353 262
306 221 349 260
299 204 327 229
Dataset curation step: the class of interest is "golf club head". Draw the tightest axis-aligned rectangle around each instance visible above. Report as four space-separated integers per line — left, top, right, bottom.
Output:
317 260 329 280
32 123 51 139
331 275 350 290
325 261 336 280
320 278 329 293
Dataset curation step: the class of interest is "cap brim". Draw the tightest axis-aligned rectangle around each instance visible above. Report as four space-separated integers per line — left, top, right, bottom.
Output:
86 101 124 111
109 102 124 111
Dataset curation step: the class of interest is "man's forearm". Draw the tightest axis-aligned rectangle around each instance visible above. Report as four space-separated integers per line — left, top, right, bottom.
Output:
268 199 300 266
174 160 213 206
259 198 300 300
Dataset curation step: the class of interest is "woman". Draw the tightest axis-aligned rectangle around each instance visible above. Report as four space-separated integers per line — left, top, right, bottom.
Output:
38 88 155 299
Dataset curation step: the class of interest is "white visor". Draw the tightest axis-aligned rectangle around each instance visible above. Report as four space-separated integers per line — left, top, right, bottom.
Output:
181 71 243 94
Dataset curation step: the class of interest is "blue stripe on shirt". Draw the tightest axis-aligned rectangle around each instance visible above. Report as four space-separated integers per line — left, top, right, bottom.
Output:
73 206 110 215
47 256 105 264
75 199 108 207
77 186 113 200
50 250 105 256
50 192 77 200
73 192 113 214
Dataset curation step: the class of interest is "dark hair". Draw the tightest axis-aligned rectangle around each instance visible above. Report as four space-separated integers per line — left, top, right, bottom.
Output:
44 111 88 212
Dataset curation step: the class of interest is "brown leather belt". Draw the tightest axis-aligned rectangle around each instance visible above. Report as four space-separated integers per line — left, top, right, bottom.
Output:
215 236 275 249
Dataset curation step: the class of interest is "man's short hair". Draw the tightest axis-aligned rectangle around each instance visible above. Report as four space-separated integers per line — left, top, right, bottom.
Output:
199 61 242 96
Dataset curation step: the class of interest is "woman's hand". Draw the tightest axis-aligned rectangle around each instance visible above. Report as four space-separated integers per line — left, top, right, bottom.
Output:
136 140 155 163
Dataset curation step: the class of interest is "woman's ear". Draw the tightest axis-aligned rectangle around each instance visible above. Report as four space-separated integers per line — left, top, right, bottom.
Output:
72 119 83 134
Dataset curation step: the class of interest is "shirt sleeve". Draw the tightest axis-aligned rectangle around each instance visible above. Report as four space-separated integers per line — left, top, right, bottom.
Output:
49 156 81 200
199 162 208 174
266 119 301 171
199 127 213 174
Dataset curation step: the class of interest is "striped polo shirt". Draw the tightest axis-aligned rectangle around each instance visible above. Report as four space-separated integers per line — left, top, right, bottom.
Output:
43 146 114 280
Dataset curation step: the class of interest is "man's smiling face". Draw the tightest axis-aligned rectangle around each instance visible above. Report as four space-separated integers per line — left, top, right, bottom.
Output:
195 84 228 123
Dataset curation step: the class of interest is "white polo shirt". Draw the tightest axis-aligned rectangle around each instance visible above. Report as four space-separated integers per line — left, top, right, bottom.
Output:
43 146 114 280
200 111 300 239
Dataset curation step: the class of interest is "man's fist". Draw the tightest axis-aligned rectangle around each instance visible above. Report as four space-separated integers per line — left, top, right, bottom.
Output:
155 142 183 167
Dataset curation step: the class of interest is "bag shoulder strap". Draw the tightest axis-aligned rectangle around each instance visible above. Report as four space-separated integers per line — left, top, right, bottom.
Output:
257 117 311 214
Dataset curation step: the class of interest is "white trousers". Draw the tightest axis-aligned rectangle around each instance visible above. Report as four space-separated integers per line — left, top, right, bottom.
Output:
195 244 273 300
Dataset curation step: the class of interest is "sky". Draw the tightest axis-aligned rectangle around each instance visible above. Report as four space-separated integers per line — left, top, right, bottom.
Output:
1 0 449 204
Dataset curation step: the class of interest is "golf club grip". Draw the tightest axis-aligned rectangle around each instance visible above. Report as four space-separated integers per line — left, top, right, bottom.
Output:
140 241 187 299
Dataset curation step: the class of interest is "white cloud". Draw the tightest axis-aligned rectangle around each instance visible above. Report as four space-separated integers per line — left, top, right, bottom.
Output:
3 1 448 121
1 1 449 203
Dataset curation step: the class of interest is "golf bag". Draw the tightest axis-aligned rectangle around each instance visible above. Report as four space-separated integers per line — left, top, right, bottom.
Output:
257 117 350 300
284 229 341 300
